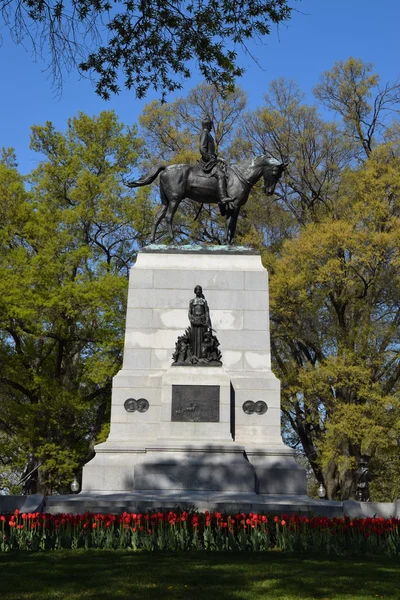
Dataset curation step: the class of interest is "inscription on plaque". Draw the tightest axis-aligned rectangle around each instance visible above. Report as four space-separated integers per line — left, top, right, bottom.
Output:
171 385 220 422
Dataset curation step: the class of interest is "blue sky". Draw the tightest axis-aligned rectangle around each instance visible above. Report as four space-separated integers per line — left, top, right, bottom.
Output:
1 0 399 174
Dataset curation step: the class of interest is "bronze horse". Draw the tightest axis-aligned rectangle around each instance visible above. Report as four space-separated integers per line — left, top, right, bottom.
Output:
126 155 287 244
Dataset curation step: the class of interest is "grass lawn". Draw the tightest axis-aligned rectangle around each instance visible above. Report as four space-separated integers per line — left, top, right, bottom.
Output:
0 550 397 599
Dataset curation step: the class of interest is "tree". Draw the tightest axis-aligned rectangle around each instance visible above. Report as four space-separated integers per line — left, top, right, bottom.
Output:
1 0 294 99
232 61 400 499
269 145 400 499
314 57 400 160
139 82 247 163
235 78 354 232
0 111 151 494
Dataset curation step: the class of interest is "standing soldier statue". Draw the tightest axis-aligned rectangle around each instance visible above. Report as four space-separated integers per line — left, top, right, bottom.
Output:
199 117 233 216
355 456 370 502
21 453 39 495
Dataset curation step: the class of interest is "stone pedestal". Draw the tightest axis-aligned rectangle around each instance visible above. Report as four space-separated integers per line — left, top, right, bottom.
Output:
82 246 306 496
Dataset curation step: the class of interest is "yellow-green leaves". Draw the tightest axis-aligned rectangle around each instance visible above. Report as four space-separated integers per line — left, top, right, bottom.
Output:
270 145 400 499
0 112 149 494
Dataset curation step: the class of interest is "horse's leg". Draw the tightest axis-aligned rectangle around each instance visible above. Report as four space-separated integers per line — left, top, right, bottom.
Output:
165 196 181 241
224 210 231 245
226 205 240 245
150 187 169 243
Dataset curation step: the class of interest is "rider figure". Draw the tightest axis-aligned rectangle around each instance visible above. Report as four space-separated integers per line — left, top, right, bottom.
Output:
199 117 233 216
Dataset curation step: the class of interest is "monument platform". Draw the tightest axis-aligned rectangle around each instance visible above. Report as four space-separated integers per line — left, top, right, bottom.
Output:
45 490 339 516
4 492 400 520
81 245 306 498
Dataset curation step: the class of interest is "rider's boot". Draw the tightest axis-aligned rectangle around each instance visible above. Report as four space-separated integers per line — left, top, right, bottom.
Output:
217 175 233 216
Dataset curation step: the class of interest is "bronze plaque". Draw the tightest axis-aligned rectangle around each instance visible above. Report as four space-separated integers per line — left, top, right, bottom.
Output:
171 385 220 422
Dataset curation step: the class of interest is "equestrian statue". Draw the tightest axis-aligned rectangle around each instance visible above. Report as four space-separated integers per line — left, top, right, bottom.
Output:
126 118 288 245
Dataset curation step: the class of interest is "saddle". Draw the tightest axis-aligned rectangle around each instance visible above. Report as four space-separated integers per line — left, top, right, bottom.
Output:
190 164 219 193
190 163 235 216
192 163 217 179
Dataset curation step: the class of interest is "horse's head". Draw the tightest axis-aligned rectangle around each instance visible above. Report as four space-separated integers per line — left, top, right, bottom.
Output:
262 158 288 195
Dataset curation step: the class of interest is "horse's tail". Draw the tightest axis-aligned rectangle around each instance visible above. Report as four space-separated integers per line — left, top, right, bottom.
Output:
125 165 167 188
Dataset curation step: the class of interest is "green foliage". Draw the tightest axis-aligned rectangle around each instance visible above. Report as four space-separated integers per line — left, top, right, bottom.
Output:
268 143 400 499
1 0 293 100
0 111 151 493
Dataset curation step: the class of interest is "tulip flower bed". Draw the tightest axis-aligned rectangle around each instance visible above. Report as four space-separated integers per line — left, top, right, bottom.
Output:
1 509 400 555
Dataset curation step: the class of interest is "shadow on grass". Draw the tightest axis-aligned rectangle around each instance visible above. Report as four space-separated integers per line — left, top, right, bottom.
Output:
0 551 398 600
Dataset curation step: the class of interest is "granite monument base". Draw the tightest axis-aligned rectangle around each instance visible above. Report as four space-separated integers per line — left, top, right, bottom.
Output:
82 245 306 498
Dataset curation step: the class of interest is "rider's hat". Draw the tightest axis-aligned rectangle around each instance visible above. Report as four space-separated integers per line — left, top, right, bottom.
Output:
202 117 213 128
